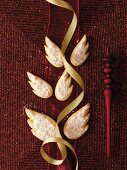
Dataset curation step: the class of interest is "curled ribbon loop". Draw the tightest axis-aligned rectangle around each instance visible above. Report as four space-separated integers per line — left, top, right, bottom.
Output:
40 1 86 169
40 137 78 170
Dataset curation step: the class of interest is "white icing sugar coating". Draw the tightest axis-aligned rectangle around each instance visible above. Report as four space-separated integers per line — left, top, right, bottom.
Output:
44 36 64 67
25 108 57 141
70 35 89 66
55 70 73 101
64 103 90 139
27 72 53 98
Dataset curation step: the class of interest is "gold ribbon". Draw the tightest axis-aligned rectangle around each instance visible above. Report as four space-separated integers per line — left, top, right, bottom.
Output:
40 1 85 169
40 137 78 170
46 0 77 54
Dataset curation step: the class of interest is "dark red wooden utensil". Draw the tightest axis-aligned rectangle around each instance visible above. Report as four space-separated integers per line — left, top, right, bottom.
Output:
103 49 113 156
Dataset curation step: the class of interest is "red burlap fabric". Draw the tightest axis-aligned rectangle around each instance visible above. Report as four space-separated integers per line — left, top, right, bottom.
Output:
1 0 127 170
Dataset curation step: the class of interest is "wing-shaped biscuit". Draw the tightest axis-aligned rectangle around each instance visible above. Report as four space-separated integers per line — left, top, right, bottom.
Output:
44 36 64 67
64 103 90 139
27 72 53 98
25 108 57 141
55 70 73 101
70 35 89 66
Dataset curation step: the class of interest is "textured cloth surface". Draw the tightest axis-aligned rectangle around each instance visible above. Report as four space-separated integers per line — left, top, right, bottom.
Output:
0 0 127 170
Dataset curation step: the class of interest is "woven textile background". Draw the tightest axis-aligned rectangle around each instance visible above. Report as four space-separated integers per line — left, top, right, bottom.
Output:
0 0 127 170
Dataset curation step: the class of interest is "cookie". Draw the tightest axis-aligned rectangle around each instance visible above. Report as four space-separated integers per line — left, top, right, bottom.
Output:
55 70 73 101
64 103 90 139
25 108 57 141
27 72 53 98
44 36 64 67
70 35 89 66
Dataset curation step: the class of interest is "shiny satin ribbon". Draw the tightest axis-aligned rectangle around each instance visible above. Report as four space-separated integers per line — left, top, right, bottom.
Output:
40 137 78 169
40 1 85 169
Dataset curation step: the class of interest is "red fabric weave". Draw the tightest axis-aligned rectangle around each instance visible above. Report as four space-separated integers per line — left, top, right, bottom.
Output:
1 0 127 170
